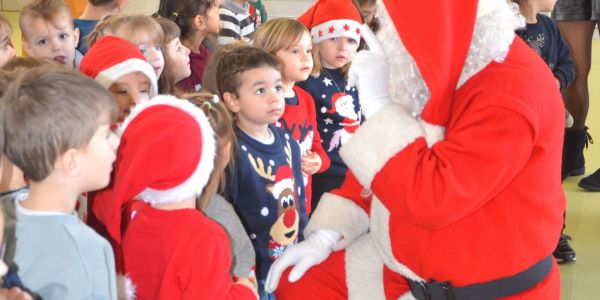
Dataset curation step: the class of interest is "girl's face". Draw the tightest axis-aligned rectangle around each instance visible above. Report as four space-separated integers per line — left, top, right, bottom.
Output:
134 32 165 78
275 31 314 84
318 37 359 69
204 0 222 34
0 28 15 67
166 37 191 83
108 72 151 121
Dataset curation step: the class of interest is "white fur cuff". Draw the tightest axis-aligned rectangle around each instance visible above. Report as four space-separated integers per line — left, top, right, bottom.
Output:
346 234 385 300
340 104 423 187
304 193 369 250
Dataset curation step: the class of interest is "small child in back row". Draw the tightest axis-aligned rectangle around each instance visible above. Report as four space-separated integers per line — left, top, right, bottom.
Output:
253 18 330 215
2 67 118 299
218 45 308 299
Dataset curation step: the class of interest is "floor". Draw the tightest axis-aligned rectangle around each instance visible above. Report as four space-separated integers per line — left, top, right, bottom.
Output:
560 40 600 299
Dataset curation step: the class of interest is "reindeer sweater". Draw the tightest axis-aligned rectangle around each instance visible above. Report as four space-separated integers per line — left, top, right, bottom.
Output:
298 67 361 178
226 124 308 281
277 85 331 214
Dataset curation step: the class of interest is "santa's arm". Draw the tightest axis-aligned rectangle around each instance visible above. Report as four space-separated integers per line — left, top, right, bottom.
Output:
304 171 370 250
340 100 535 230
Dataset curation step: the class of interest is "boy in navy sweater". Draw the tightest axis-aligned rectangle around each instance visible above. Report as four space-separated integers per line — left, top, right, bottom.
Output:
218 45 308 298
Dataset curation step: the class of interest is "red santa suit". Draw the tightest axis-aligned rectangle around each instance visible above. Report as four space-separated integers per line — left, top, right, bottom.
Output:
270 0 565 299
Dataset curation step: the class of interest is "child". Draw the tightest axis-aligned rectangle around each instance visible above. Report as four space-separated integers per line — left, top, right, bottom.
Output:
218 45 308 298
74 0 126 55
0 15 16 67
248 0 267 28
253 18 330 215
297 0 363 211
201 41 245 94
513 0 577 265
91 95 257 299
80 35 158 123
158 0 222 92
185 92 257 280
87 13 165 79
19 0 81 68
2 66 118 300
218 0 255 44
155 17 191 95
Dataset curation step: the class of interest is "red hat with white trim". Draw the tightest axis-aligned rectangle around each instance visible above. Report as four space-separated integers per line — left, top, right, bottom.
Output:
92 95 216 244
272 165 295 200
297 0 362 44
80 35 158 97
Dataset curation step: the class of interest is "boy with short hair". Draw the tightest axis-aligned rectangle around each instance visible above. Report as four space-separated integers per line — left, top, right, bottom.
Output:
219 0 255 44
2 67 119 300
75 0 126 55
19 0 81 67
218 45 308 298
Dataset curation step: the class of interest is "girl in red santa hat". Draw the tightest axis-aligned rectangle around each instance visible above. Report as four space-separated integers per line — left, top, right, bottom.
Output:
266 0 565 299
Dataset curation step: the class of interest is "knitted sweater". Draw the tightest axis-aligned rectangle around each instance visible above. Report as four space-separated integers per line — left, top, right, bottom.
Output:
219 0 255 45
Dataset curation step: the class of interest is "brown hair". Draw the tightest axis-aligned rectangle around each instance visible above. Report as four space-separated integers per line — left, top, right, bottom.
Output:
2 67 118 182
253 18 319 78
88 0 118 6
158 0 216 40
183 93 235 210
201 41 244 94
216 45 281 99
19 0 73 40
87 13 164 49
155 17 182 95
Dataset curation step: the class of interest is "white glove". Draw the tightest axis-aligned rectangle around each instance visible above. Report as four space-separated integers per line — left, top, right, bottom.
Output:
264 229 342 293
348 24 392 119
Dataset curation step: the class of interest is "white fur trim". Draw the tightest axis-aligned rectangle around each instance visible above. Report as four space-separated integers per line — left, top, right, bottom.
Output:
272 178 294 200
95 58 158 97
340 104 423 188
370 197 424 282
476 0 505 18
119 95 216 205
124 275 136 300
311 19 362 44
418 118 445 147
304 193 369 250
345 234 385 300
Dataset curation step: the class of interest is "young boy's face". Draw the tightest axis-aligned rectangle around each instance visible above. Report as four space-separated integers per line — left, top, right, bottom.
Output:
318 37 358 69
225 66 285 128
22 12 79 67
108 72 151 121
78 120 120 192
0 28 16 67
166 37 191 83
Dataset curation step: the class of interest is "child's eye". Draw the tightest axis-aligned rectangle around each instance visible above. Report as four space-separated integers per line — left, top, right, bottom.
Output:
59 32 69 40
139 88 150 94
291 49 299 54
154 45 161 51
37 39 47 46
306 48 312 54
275 85 284 93
256 88 265 95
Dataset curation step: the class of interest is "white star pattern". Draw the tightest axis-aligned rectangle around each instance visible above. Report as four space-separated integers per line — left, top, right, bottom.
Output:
323 77 333 86
321 94 326 99
241 145 247 151
261 207 269 216
269 160 275 166
324 118 334 125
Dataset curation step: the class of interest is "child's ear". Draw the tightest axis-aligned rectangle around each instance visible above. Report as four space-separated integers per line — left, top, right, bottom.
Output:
223 92 240 113
193 15 207 31
73 28 80 48
22 40 32 56
59 149 82 177
116 0 127 10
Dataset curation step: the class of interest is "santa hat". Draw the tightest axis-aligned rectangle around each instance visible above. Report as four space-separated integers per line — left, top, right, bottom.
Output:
92 95 216 244
80 35 158 97
272 165 295 200
321 92 351 114
298 0 362 44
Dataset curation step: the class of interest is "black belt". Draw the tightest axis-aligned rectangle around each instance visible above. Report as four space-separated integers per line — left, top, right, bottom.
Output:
407 255 553 300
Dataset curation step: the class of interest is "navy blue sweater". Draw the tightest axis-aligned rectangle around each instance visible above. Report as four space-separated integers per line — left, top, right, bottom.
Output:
516 14 575 90
225 124 308 280
298 68 361 177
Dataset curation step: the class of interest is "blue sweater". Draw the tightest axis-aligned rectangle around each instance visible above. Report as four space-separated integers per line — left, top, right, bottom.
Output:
298 68 361 177
226 124 308 280
515 14 574 90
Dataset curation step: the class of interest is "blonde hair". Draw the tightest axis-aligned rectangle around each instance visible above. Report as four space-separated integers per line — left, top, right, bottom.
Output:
87 13 164 48
154 17 182 95
19 0 73 40
182 93 235 210
253 18 320 77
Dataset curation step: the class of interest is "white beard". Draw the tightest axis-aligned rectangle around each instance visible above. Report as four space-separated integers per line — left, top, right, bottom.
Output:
375 0 525 118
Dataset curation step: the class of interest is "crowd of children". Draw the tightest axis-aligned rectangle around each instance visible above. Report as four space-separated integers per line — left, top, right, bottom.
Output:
0 0 584 299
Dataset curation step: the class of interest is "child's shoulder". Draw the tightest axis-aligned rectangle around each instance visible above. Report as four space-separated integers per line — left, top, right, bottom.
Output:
536 13 559 30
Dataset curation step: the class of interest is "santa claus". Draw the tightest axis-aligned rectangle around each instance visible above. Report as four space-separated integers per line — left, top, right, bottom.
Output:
265 0 565 299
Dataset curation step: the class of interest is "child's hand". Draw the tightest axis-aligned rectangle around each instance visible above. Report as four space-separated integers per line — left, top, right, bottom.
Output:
234 276 258 299
301 151 322 176
0 287 33 300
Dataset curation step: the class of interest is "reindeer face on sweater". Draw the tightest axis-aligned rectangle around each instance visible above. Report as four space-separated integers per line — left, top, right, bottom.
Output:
269 165 300 247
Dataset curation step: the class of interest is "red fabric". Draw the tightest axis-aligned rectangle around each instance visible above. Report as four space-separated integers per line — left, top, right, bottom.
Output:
329 39 563 298
297 0 361 30
79 36 146 79
92 105 203 244
278 86 331 214
382 0 477 126
123 205 255 299
177 45 212 92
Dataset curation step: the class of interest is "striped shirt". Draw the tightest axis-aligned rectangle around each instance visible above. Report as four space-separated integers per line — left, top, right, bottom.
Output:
218 0 255 45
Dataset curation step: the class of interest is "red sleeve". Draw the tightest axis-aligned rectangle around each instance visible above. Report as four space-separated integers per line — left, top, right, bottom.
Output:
331 171 371 215
296 86 331 172
178 228 256 299
371 106 534 230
